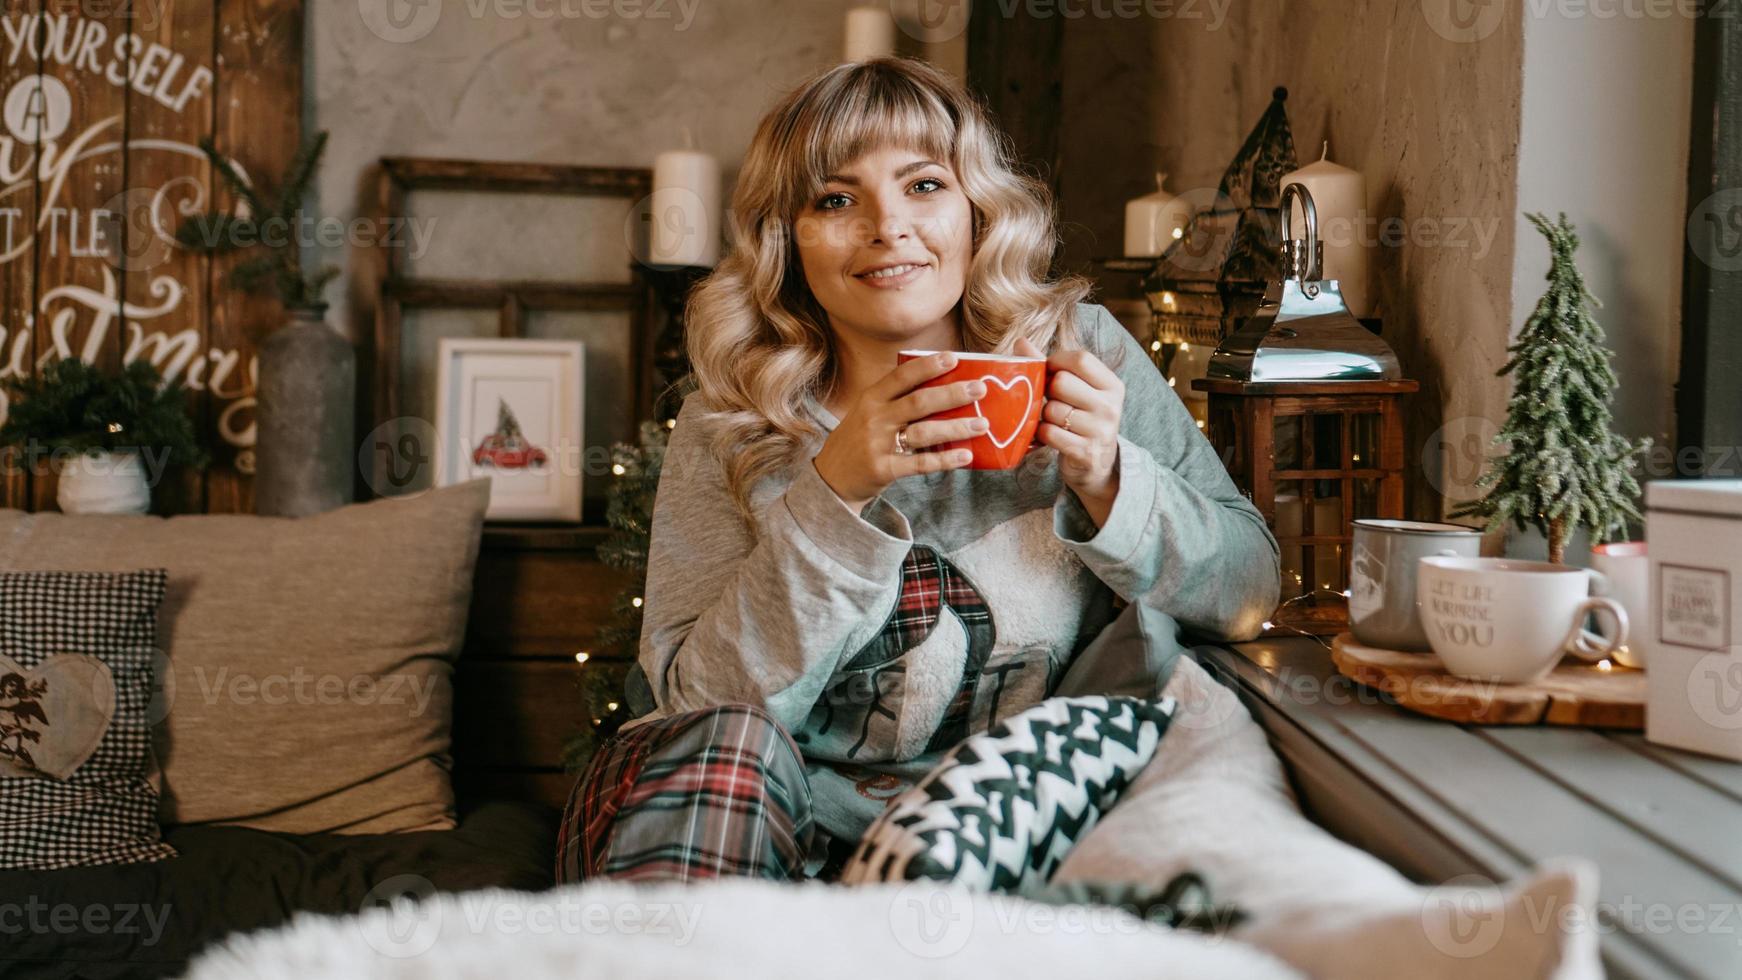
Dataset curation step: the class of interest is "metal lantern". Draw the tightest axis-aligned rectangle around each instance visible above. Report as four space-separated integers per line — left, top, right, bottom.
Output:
1207 183 1401 382
1193 375 1418 633
1191 181 1415 636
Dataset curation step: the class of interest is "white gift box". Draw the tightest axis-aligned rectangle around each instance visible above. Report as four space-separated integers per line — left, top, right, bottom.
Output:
1644 479 1742 759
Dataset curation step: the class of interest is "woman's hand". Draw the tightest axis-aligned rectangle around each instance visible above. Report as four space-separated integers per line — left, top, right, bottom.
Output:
1014 337 1124 527
813 351 991 512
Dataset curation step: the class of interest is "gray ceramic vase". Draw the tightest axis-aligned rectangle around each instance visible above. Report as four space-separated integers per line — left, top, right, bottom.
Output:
254 303 355 517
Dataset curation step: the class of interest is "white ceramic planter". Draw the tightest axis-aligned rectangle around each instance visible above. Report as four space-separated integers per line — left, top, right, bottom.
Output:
56 450 150 514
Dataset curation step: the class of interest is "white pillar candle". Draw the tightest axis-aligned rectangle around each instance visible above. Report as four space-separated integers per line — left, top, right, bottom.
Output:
1281 143 1373 317
1274 492 1345 593
844 6 897 62
1123 172 1194 258
650 149 721 268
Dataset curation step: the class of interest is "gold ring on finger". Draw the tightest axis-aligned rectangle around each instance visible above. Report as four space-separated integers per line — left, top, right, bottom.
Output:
895 425 912 455
1060 405 1077 433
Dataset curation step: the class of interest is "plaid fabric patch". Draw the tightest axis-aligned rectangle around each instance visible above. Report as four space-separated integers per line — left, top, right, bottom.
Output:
839 547 943 671
829 545 997 758
557 703 816 884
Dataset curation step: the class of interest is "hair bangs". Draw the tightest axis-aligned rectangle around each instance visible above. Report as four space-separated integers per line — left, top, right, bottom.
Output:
790 68 957 214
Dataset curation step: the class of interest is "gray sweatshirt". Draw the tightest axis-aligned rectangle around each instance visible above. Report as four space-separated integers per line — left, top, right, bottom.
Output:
619 301 1280 848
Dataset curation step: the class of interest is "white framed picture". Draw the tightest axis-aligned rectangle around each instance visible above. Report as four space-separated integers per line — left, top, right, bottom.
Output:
435 338 585 522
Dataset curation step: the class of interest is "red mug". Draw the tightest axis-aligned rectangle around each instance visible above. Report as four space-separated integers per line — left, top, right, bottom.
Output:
897 349 1050 469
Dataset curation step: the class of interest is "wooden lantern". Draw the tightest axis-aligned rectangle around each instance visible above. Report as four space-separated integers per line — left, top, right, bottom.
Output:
1192 377 1419 634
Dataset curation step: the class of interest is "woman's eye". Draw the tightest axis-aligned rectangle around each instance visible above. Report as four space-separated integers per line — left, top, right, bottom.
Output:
817 193 851 211
912 177 945 194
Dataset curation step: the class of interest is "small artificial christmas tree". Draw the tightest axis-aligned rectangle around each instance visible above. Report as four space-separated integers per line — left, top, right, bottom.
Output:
560 417 671 772
1451 212 1649 563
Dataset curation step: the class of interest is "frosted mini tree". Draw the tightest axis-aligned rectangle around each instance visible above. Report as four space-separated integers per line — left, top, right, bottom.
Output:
1451 212 1648 564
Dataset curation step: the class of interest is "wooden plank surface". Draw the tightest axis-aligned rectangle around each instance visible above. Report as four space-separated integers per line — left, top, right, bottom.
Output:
453 768 573 813
125 0 213 515
1477 726 1742 890
1202 637 1742 980
467 545 631 659
205 0 302 514
452 659 606 768
0 2 301 515
0 0 40 512
31 6 131 510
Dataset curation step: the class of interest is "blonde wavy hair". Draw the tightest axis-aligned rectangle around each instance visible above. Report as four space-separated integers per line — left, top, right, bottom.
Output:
686 56 1093 520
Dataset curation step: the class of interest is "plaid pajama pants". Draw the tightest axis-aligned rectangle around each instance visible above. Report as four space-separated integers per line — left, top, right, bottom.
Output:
557 702 851 884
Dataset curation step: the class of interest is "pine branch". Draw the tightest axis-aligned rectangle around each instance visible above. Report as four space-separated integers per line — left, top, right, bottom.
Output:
196 136 267 216
274 130 328 225
174 213 252 254
226 255 279 293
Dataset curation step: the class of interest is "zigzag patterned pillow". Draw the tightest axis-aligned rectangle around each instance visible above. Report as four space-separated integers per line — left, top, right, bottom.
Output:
840 694 1174 895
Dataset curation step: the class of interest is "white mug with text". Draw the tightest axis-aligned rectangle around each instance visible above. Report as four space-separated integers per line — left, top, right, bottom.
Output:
1417 556 1629 684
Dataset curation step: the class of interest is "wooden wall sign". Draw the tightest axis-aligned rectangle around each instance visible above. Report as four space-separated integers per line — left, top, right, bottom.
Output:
0 0 302 515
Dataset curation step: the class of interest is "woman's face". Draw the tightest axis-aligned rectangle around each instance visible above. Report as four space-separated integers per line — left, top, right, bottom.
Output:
793 144 973 348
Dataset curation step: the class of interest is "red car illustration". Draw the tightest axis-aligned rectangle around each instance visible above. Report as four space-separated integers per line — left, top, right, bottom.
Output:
472 434 548 469
472 399 549 470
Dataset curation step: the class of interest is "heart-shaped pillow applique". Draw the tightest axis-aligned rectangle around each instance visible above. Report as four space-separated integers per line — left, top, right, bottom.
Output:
0 653 116 780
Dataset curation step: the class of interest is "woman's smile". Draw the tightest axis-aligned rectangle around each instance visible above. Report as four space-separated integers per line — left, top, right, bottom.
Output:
853 261 931 288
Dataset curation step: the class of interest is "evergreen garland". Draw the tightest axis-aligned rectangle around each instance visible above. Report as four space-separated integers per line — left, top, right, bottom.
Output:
0 358 208 468
560 418 673 772
1450 212 1648 563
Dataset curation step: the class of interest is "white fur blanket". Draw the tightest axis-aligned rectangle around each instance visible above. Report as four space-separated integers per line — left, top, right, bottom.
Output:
182 877 1301 980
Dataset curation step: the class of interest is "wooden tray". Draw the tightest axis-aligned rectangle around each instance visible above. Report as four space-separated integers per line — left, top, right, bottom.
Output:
1330 633 1645 729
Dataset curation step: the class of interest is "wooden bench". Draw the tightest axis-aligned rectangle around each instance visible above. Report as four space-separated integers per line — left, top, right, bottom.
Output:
1199 636 1742 980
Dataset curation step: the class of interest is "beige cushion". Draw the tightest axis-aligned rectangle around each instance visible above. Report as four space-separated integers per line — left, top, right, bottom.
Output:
0 480 491 834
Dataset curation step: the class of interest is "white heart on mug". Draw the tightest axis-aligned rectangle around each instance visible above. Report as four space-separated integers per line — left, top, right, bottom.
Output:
970 374 1038 449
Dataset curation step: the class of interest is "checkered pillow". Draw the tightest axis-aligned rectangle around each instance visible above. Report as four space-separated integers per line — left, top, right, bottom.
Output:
840 695 1173 895
0 570 177 869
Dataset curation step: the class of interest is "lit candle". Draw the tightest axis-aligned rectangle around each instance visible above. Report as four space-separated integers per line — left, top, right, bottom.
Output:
650 144 721 268
1124 172 1193 258
1274 492 1344 593
1281 143 1372 317
844 6 897 62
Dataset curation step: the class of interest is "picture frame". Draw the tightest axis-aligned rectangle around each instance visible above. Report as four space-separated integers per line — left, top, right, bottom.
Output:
364 157 661 523
435 338 585 522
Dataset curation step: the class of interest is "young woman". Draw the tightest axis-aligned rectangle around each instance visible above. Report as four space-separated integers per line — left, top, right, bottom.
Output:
554 59 1596 976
